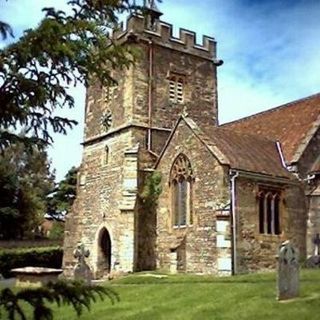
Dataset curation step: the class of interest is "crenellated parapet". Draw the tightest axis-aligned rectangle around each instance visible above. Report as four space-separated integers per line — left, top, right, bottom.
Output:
113 14 220 61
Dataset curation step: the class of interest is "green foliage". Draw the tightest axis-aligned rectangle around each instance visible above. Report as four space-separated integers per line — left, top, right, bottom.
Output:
0 143 55 240
46 167 78 219
0 247 62 278
0 21 13 39
47 222 65 241
0 0 139 149
139 171 162 209
0 280 119 320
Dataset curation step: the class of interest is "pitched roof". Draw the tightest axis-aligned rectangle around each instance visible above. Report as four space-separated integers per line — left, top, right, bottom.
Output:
199 124 292 179
156 116 293 179
222 93 320 164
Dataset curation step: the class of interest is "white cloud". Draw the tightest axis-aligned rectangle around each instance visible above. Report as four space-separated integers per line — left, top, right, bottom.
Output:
162 0 320 117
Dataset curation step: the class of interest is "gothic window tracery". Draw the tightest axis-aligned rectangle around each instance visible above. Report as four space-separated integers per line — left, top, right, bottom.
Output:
170 154 193 227
258 188 281 235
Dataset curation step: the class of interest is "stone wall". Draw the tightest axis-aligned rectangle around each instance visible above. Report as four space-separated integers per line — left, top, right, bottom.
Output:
236 177 306 273
156 120 231 274
84 13 219 152
63 130 138 278
297 127 320 178
130 40 218 132
296 127 320 256
84 67 134 141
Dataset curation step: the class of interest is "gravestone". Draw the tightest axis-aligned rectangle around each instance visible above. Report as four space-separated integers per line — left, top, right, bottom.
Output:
73 243 92 284
305 233 320 268
313 233 320 256
277 240 299 300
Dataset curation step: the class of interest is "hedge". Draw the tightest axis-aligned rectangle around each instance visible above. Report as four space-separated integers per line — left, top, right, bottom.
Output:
0 246 63 278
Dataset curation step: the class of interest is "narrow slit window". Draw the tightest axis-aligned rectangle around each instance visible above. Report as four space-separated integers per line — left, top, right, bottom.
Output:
104 145 109 165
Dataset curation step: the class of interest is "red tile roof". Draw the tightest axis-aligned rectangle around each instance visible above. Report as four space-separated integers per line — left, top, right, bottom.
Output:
184 118 292 178
204 127 291 178
222 93 320 164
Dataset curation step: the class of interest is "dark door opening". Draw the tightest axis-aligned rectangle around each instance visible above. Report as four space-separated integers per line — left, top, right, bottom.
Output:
97 227 111 278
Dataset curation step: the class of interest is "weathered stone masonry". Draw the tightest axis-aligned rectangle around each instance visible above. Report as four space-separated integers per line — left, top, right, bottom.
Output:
63 9 222 278
63 6 312 278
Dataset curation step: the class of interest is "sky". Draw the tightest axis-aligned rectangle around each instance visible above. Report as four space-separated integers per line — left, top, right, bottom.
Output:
1 0 320 180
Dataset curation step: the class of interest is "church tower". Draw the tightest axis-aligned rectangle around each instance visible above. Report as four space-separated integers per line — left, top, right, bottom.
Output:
63 3 222 278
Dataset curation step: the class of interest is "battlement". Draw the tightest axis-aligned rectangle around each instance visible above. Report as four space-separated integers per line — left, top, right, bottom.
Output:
113 14 218 60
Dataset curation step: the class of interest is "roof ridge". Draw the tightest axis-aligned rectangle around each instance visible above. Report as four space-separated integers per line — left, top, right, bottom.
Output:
221 92 320 127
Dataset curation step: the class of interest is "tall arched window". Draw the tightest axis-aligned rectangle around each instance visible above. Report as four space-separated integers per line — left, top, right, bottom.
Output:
170 154 193 227
258 188 281 235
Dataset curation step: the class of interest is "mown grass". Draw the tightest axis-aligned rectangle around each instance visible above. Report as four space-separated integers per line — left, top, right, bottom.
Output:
26 270 320 319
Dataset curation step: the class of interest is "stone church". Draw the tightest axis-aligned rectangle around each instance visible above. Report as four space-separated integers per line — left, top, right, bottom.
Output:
63 4 320 278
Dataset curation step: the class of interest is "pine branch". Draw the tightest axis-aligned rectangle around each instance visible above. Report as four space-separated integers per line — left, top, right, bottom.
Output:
0 280 119 320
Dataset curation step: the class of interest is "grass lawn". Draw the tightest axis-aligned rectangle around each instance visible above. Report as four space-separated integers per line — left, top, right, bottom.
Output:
16 270 320 319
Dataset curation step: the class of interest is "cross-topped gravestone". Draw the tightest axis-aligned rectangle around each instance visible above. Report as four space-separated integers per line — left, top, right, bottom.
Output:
277 240 299 300
73 243 92 284
313 233 320 256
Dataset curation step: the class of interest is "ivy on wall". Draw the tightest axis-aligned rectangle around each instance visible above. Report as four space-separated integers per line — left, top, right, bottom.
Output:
139 171 162 210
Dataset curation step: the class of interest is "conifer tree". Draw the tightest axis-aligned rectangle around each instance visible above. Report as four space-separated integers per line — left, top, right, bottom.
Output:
46 166 78 220
0 280 119 320
0 0 139 150
0 143 54 239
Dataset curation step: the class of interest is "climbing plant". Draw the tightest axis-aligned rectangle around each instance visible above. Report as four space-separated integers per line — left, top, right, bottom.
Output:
139 171 162 210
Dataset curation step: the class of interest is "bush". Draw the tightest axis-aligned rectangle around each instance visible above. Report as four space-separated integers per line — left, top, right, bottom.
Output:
0 246 63 278
48 221 65 240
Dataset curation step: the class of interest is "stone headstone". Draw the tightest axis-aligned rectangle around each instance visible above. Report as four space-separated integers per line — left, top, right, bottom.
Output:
305 255 320 268
313 233 320 256
277 240 299 300
305 233 320 268
73 243 92 284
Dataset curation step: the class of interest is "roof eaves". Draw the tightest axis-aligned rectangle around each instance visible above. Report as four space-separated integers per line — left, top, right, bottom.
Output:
233 169 298 184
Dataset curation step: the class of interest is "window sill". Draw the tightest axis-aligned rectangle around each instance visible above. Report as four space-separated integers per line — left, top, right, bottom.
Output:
173 224 193 229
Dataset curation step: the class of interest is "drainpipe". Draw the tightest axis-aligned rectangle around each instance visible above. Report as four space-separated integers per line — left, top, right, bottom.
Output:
276 141 287 169
277 141 316 184
230 169 239 275
147 39 153 151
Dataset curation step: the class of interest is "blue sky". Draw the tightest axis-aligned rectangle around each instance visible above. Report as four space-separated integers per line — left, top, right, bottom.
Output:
1 0 320 180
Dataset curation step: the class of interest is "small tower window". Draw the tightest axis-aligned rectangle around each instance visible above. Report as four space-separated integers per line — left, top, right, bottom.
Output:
168 76 184 104
104 145 109 165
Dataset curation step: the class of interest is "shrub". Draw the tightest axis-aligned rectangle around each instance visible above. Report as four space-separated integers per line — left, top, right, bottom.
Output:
48 222 65 240
0 246 63 278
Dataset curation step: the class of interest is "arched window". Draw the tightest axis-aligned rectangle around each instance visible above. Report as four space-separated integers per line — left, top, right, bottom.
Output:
170 154 193 227
258 188 281 235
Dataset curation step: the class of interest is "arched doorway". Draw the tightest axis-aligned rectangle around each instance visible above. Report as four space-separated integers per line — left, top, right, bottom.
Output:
97 227 112 278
